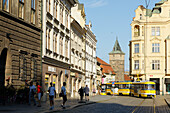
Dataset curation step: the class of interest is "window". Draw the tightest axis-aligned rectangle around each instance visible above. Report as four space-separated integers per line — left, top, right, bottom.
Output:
140 14 142 20
48 29 51 49
56 3 58 18
46 28 48 49
65 40 68 57
55 35 57 52
134 60 139 70
31 58 37 79
60 7 63 24
59 37 63 55
3 0 9 12
49 0 51 12
19 0 24 19
19 54 27 80
152 60 160 70
66 13 68 28
134 25 140 37
31 0 35 24
152 43 160 53
152 27 160 36
134 44 139 53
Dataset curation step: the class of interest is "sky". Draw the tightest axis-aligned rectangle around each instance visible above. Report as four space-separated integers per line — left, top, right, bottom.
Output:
78 0 161 71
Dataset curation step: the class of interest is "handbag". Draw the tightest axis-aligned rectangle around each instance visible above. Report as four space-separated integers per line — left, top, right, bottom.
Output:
59 92 63 97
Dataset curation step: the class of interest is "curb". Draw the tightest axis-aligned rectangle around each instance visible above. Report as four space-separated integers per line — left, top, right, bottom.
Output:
44 101 96 113
164 98 170 107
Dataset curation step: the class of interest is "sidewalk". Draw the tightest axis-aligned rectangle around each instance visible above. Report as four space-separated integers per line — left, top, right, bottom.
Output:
164 95 170 107
0 95 114 113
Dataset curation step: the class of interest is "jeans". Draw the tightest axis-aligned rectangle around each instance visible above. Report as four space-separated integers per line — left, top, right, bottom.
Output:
29 92 36 105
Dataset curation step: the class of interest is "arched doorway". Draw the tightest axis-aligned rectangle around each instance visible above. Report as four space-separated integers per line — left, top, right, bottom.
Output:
0 48 8 87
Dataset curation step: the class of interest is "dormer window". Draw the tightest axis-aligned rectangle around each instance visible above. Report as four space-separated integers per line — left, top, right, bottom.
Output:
140 14 142 20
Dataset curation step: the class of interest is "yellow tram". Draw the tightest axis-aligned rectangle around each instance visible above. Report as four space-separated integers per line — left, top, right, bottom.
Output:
100 83 114 95
131 81 156 98
114 82 132 95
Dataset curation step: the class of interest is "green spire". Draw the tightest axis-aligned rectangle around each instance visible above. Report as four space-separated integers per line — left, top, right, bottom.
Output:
109 37 125 54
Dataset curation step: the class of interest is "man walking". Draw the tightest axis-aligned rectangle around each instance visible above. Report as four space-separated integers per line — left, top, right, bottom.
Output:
29 81 36 106
84 85 89 101
61 82 67 109
36 82 42 107
78 87 84 101
48 82 56 110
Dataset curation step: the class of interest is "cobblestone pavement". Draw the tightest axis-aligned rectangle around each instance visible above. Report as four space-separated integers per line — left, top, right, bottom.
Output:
61 95 170 113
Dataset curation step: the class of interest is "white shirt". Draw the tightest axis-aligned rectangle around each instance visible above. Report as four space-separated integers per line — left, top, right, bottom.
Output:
48 86 55 96
61 86 66 95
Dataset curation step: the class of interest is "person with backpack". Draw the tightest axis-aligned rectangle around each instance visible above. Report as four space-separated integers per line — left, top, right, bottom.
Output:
84 85 89 101
28 81 36 106
36 82 42 107
61 82 67 109
48 82 56 110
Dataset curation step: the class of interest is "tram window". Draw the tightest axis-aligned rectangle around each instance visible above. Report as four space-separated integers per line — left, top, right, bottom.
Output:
123 84 126 88
145 84 148 89
115 84 119 88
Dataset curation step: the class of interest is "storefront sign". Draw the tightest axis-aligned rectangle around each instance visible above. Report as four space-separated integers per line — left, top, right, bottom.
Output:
150 75 153 77
48 66 56 72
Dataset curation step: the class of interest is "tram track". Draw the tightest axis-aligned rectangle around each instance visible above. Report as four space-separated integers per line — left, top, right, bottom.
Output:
132 98 156 113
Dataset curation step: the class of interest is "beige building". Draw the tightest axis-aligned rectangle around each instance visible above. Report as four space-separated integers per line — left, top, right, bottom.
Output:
70 2 86 97
42 0 76 99
130 0 170 95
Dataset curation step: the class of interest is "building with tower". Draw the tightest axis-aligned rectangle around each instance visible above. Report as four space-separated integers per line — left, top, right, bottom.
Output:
109 38 125 81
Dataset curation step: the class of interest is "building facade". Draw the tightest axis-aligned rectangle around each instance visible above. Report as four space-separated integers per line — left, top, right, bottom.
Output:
85 22 97 94
130 0 170 95
70 2 86 97
0 0 42 88
109 38 125 81
42 0 76 99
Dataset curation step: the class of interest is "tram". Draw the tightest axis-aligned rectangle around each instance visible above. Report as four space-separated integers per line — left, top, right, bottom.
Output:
131 81 156 98
100 83 114 95
114 82 132 95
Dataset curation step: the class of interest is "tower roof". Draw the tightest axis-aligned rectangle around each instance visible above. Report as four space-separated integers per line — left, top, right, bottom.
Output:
109 38 125 54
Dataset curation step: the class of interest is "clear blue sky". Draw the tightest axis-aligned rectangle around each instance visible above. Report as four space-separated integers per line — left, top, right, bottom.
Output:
78 0 160 71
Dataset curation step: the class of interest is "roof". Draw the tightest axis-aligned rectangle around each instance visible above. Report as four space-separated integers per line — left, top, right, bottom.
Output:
96 57 116 75
109 38 125 54
124 74 131 81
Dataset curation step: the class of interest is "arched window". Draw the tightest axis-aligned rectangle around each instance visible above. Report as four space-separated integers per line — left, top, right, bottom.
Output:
134 25 140 37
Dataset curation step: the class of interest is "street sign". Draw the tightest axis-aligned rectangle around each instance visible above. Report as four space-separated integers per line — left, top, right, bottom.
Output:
112 81 115 85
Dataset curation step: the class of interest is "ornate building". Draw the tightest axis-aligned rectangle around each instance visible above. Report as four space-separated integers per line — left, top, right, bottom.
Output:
109 38 125 81
42 0 76 99
85 21 97 93
70 2 86 97
0 0 42 88
130 0 170 95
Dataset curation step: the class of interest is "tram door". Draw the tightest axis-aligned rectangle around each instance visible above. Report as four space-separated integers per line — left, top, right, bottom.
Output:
150 78 160 95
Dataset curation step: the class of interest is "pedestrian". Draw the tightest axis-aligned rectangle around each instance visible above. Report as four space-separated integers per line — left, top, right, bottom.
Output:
36 82 42 107
78 87 84 101
61 82 67 109
28 81 36 106
48 82 56 110
92 87 96 96
84 85 89 101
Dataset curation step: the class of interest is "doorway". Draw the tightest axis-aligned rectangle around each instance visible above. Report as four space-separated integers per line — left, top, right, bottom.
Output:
0 48 8 87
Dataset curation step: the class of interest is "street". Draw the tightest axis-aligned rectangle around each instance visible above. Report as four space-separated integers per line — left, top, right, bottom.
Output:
61 95 170 113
